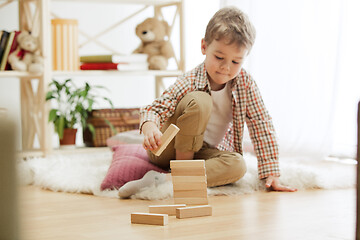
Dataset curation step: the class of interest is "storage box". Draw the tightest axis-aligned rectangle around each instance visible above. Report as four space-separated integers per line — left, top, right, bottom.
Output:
83 108 140 147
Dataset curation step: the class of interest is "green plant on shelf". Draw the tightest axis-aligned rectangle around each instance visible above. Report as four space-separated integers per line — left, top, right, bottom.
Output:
45 78 115 140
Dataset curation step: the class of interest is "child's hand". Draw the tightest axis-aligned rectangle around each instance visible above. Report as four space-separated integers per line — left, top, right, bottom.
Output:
265 176 297 192
142 121 162 151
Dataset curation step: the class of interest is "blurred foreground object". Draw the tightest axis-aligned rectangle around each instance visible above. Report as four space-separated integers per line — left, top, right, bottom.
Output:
0 119 19 240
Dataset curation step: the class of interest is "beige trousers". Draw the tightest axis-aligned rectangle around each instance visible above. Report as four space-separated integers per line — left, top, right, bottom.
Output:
147 91 246 187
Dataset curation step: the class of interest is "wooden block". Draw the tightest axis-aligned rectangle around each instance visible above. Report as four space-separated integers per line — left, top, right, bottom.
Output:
131 212 168 226
173 190 208 198
172 181 207 191
172 176 207 183
176 205 212 219
170 160 205 169
174 197 209 205
151 124 180 156
148 204 186 216
171 167 206 176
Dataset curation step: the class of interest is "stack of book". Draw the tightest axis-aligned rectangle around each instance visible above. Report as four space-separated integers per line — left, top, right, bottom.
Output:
0 30 20 71
79 54 149 71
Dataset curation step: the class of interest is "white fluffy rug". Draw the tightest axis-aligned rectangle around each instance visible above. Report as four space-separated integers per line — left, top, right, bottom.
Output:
17 150 356 200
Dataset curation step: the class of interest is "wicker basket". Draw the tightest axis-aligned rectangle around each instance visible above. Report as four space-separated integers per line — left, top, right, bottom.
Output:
83 108 140 147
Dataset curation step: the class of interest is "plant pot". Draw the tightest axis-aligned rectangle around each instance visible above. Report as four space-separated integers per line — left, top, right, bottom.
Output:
59 128 77 146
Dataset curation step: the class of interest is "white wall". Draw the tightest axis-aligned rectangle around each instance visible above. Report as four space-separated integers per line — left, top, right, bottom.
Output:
222 0 360 158
0 0 220 148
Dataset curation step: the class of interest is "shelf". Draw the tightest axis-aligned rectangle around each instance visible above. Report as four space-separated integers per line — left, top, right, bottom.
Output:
0 0 181 4
0 70 182 78
52 0 181 6
0 71 41 78
53 70 182 77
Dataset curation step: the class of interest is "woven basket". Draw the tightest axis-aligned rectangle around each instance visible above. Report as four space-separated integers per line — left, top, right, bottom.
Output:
83 108 140 147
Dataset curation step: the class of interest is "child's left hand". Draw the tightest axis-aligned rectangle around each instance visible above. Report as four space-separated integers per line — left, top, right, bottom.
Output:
265 176 297 192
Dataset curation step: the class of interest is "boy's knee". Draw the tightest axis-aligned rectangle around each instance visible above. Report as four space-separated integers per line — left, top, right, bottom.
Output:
174 91 212 138
222 152 247 179
181 91 212 119
206 152 247 187
232 153 247 179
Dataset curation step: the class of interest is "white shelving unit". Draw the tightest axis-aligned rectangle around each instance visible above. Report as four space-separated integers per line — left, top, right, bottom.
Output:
0 0 185 156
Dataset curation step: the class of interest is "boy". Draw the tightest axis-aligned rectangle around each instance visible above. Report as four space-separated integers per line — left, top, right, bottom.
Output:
118 7 296 198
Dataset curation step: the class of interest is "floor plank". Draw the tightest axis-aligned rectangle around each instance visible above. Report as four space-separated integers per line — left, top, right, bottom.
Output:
19 186 356 240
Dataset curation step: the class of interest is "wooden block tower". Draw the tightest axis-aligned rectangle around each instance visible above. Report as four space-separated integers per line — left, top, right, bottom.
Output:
130 125 213 226
170 160 208 205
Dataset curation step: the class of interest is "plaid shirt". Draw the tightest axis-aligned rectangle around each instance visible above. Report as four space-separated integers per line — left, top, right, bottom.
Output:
140 62 280 179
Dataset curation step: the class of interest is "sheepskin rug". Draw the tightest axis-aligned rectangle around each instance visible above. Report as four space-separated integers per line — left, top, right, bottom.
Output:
17 150 356 200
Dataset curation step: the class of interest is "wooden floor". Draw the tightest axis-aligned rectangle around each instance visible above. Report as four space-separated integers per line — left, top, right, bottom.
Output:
18 186 356 240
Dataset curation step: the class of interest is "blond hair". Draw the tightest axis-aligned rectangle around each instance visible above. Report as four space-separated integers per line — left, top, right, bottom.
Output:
204 7 256 52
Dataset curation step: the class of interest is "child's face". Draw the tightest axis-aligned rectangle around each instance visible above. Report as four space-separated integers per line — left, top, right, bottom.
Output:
201 38 248 90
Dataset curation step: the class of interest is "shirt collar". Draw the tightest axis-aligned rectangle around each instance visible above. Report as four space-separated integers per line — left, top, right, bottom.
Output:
198 62 211 92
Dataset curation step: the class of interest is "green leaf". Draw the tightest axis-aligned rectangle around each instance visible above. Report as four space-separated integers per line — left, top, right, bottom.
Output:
88 99 94 111
104 119 117 135
87 123 96 140
58 116 65 139
48 109 58 122
45 91 54 101
80 117 86 128
103 97 114 108
54 80 62 91
85 82 91 91
93 85 106 89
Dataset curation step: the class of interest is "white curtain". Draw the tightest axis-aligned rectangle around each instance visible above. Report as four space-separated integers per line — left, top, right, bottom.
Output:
221 0 360 159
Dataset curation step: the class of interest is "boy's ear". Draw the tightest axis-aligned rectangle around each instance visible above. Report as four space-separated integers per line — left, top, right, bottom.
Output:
201 38 207 55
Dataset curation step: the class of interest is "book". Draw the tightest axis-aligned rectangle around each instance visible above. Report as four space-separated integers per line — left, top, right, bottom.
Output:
0 31 10 64
5 31 20 70
80 54 147 63
0 31 15 70
80 62 148 71
0 31 3 59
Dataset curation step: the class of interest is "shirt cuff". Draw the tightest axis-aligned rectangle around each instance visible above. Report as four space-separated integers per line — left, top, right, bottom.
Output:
258 160 280 179
139 112 161 133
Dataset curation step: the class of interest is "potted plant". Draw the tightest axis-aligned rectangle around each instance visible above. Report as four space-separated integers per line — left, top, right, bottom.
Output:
45 78 114 146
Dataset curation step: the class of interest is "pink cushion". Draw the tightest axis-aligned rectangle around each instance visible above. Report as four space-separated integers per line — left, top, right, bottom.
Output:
100 144 168 190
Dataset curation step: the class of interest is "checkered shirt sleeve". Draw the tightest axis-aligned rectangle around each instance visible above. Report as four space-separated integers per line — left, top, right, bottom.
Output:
245 77 280 179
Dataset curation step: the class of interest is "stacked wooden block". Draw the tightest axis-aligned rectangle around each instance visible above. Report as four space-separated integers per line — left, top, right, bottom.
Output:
131 160 212 226
151 124 179 156
130 124 212 226
171 160 208 205
131 204 212 225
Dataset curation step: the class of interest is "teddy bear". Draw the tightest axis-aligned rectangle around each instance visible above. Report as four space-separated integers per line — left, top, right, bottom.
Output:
133 18 174 70
8 31 44 74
